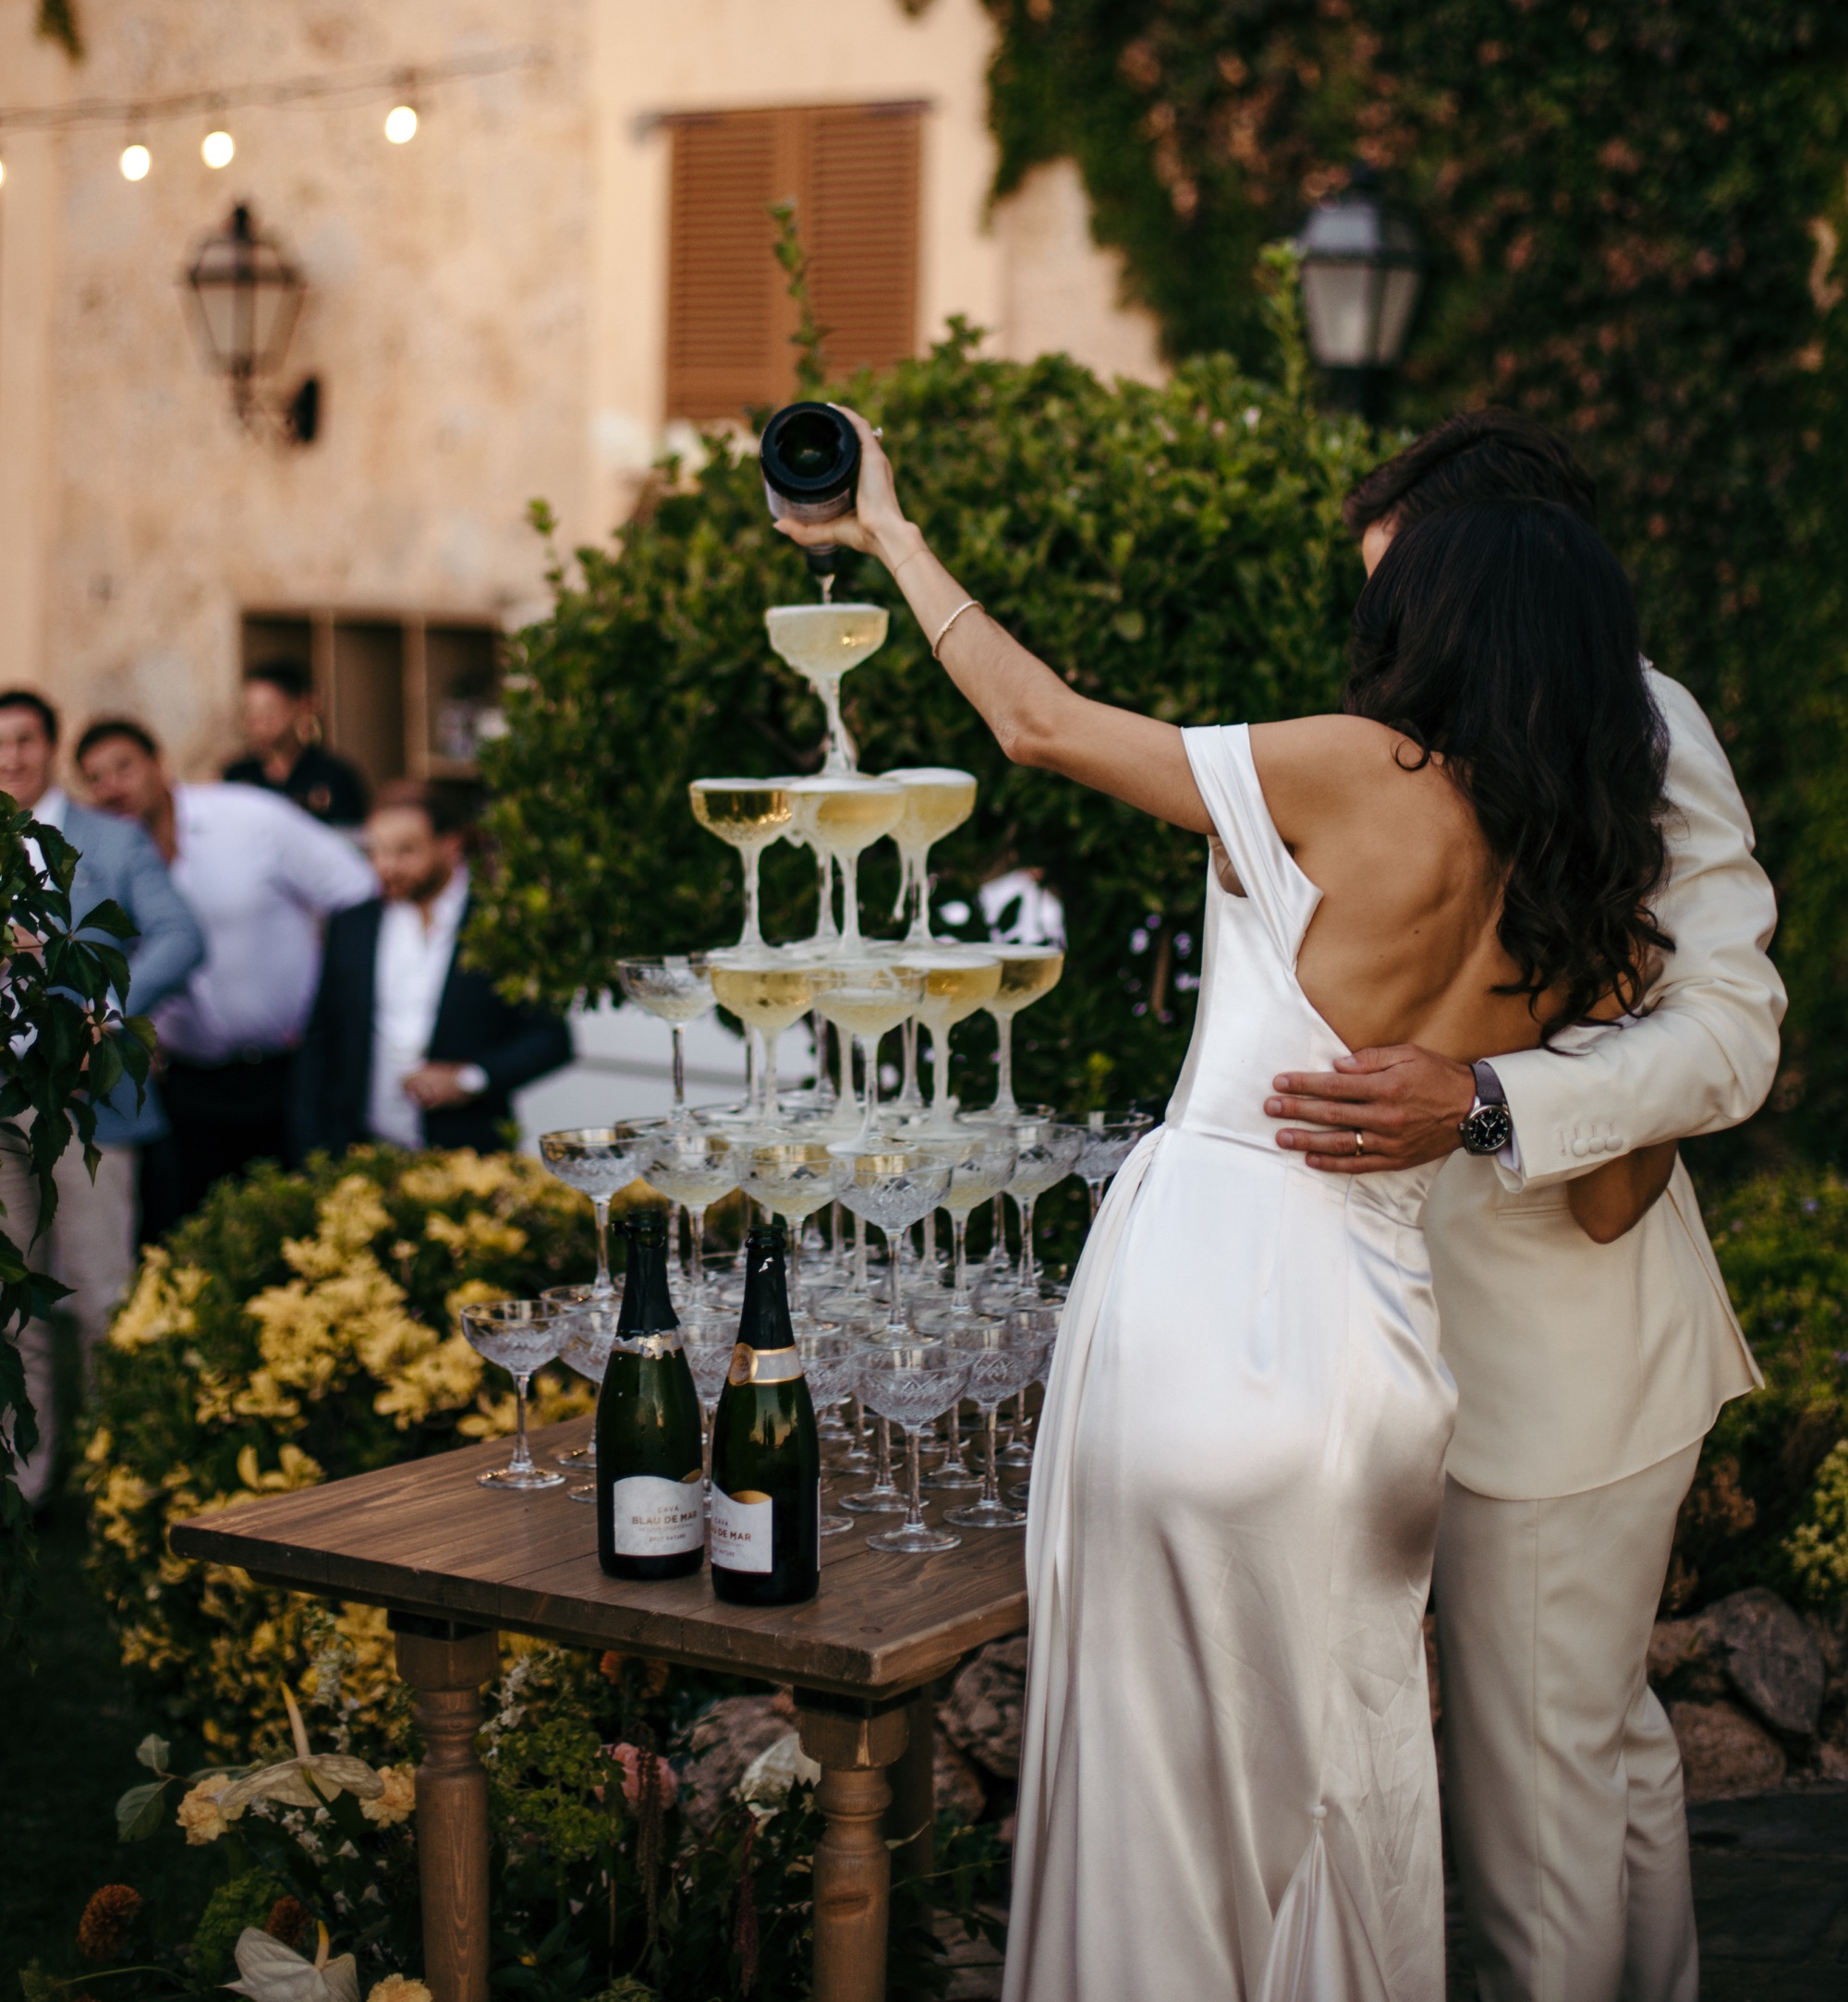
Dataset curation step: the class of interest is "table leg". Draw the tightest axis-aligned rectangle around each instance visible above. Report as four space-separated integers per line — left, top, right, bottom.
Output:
796 1691 913 2002
882 1683 936 1885
390 1613 500 2002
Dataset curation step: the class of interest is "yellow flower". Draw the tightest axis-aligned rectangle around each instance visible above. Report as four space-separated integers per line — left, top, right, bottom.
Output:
359 1764 417 1826
234 1444 325 1497
366 1978 432 2002
424 1210 529 1262
176 1770 240 1844
371 1332 483 1429
446 1278 510 1331
108 1251 210 1352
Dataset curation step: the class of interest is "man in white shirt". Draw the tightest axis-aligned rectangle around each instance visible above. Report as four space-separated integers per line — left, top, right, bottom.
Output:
293 782 570 1157
78 720 375 1219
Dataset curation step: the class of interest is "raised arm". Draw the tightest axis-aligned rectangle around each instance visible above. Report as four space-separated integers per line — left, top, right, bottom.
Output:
774 406 1211 834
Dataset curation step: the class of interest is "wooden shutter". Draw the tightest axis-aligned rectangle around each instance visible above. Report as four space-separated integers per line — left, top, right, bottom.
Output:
663 103 922 421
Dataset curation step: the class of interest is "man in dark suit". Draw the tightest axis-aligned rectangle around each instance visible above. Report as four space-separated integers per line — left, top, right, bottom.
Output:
294 781 571 1156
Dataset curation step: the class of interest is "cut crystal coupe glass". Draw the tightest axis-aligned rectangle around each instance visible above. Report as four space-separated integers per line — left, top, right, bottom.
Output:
460 1301 565 1492
615 955 714 1117
855 1342 972 1554
539 1125 650 1296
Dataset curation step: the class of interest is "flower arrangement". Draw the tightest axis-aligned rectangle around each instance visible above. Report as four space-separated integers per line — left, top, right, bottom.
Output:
80 1148 611 1757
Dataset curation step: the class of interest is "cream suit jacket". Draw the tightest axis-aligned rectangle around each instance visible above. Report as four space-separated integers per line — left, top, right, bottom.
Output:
1425 671 1781 1501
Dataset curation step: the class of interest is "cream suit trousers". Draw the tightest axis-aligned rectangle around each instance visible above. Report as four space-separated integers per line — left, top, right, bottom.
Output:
1433 1440 1702 2002
1 1142 139 1509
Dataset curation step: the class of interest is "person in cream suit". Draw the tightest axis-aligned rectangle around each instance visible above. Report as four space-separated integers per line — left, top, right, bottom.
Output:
1265 410 1781 2002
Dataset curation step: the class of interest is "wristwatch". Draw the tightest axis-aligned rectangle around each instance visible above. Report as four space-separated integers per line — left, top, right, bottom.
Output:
1457 1061 1514 1158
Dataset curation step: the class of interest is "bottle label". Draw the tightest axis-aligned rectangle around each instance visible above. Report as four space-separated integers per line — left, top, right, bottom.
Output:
609 1474 705 1557
727 1343 806 1387
710 1487 774 1573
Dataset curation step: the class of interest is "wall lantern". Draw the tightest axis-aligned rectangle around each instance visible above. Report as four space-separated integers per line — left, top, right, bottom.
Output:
182 203 319 444
1296 164 1427 420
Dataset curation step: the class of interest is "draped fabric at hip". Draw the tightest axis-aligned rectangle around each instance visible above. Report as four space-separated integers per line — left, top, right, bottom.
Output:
1004 723 1456 2002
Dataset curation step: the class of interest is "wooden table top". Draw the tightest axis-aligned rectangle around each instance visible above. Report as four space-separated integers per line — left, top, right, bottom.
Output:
169 1419 1027 1700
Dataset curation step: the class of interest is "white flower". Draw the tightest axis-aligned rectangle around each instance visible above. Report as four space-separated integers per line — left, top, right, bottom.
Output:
217 1686 384 1815
224 1923 359 2002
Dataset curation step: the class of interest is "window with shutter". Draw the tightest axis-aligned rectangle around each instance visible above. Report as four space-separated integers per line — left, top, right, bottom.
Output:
663 103 922 422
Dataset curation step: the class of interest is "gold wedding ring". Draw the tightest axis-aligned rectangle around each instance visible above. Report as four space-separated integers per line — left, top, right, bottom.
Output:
1354 1131 1366 1155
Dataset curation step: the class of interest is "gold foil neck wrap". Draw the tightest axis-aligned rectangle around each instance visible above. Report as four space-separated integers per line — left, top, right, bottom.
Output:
726 1342 806 1387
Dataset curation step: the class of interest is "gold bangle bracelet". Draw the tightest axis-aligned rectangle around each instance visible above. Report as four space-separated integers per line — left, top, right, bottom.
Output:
930 598 983 660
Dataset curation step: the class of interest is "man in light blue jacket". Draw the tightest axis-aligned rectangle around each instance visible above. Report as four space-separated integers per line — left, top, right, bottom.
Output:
0 691 204 1507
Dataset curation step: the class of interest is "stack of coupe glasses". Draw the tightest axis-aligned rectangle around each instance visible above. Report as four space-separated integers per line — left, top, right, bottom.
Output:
481 597 1156 1555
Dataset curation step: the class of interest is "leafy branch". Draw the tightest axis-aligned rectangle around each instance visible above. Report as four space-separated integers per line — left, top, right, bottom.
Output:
770 200 830 396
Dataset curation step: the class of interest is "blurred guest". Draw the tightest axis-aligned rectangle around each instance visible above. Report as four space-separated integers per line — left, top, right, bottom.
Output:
223 659 369 828
78 719 374 1219
294 782 571 1156
0 696 204 1509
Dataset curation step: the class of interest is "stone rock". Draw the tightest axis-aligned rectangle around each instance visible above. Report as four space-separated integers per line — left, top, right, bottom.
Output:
941 1638 1027 1780
1671 1699 1787 1802
1698 1588 1827 1737
1648 1616 1728 1700
680 1691 796 1830
934 1734 989 1825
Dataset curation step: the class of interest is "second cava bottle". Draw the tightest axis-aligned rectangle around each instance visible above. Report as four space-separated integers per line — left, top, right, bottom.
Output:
596 1213 706 1582
710 1225 821 1606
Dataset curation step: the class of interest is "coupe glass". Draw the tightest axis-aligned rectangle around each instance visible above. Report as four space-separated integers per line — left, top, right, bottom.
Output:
638 1122 736 1310
708 949 818 1122
689 778 793 949
920 1124 1018 1315
616 955 714 1117
856 1342 972 1554
1076 1109 1156 1220
1001 1117 1085 1302
828 1138 953 1338
734 1135 835 1307
681 1317 736 1498
909 947 1003 1130
809 960 926 1140
542 1281 602 1467
941 1317 1048 1528
460 1302 565 1491
797 1329 862 1535
983 945 1065 1118
884 767 978 942
784 775 905 953
910 1303 985 1493
557 1295 622 1502
764 601 889 774
539 1126 650 1296
1002 1303 1062 1474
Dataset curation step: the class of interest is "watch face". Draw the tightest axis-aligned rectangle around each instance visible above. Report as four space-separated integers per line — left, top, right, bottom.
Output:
1462 1103 1514 1157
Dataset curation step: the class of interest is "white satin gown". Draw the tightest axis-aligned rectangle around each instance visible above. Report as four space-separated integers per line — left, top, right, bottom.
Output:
1004 723 1457 2002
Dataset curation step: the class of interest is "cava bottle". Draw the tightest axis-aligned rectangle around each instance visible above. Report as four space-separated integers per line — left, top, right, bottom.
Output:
596 1214 705 1582
710 1226 821 1606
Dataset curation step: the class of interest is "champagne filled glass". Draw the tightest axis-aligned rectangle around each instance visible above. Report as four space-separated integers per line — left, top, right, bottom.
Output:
784 775 905 953
856 1342 971 1554
460 1301 565 1491
796 1329 861 1535
638 1122 736 1310
1002 1116 1085 1302
709 950 817 1121
689 778 793 948
884 767 978 941
920 1124 1018 1315
908 947 1003 1130
828 1138 953 1338
809 960 926 1139
616 955 714 1117
942 1317 1048 1530
1076 1109 1156 1220
734 1137 834 1307
763 602 890 774
540 1126 650 1295
984 944 1065 1118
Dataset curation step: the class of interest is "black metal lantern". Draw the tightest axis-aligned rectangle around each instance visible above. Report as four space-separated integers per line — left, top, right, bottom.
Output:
1296 164 1426 420
183 204 318 443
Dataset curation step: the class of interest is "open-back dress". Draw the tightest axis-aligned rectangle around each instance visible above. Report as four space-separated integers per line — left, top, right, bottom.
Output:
1003 723 1458 2002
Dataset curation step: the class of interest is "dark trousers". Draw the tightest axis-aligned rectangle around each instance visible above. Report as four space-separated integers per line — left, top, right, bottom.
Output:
150 1052 297 1229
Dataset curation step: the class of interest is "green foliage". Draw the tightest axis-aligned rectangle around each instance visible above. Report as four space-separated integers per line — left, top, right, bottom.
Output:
1786 1438 1848 1604
188 1872 286 1987
983 1 1848 1163
80 1148 602 1755
1671 1167 1848 1609
2 795 155 1652
471 267 1375 1129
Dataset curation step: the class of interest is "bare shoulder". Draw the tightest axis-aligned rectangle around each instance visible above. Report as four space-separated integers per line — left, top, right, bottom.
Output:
1248 715 1461 837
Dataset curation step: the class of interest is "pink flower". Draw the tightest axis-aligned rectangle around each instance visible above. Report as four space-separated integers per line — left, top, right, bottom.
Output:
602 1741 675 1810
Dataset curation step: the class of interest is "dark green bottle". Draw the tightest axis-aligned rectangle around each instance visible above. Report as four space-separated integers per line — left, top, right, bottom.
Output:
596 1214 705 1582
710 1225 821 1606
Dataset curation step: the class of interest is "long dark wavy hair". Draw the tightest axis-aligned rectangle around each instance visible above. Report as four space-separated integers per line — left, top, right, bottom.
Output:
1343 501 1672 1035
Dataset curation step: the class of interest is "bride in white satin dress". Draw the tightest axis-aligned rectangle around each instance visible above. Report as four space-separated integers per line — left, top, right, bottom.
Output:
778 416 1674 1999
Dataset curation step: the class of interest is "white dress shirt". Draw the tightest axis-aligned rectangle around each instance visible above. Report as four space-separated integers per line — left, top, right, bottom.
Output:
368 865 477 1148
153 784 376 1065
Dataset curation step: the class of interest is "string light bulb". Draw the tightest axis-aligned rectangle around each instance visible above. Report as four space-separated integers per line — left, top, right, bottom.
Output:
383 103 418 144
119 142 152 181
201 129 235 169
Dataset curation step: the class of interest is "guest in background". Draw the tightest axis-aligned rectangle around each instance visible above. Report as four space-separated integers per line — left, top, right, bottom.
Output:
294 782 571 1157
223 659 370 828
77 718 375 1221
0 695 204 1509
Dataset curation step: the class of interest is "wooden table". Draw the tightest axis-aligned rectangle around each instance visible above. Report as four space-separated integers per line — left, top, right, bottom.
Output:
170 1417 1027 2002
